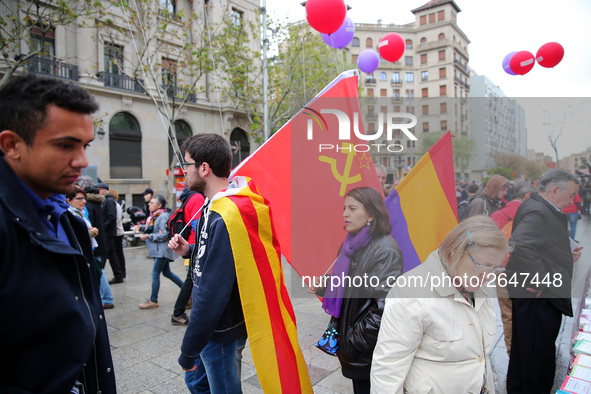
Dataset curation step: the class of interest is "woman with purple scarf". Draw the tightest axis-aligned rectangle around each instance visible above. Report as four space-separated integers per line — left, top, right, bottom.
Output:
309 187 403 394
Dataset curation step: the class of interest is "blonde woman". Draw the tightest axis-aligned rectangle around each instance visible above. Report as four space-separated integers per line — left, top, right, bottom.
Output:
371 216 508 394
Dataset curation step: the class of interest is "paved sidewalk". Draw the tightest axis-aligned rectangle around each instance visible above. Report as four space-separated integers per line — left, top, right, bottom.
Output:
105 217 591 393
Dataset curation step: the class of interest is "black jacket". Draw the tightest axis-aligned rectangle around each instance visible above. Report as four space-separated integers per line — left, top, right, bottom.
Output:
337 235 404 379
85 193 107 260
102 194 118 237
0 157 116 393
506 193 573 316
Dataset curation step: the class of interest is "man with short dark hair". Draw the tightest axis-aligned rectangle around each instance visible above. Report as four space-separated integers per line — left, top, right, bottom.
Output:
169 133 311 393
0 74 116 392
506 169 583 393
142 187 154 213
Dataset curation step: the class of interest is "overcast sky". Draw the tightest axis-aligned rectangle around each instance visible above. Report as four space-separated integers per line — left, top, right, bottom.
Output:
265 0 591 159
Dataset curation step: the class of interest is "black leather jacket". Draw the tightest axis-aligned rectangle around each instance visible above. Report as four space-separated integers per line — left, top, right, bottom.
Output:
506 193 573 316
337 235 404 379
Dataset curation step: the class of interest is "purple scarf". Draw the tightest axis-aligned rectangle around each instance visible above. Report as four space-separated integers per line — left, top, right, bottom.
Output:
322 226 373 317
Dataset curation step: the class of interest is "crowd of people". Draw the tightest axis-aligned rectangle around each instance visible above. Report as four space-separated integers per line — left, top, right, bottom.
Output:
0 73 588 394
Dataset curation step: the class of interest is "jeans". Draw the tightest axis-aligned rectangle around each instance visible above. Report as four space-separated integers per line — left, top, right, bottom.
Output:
185 335 247 394
566 212 580 239
150 257 184 303
99 269 113 304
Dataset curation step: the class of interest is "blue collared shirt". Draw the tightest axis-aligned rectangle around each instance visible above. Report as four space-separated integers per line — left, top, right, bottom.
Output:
16 177 72 246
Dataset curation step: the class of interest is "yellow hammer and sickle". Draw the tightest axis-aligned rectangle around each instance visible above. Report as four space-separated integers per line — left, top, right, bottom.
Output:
319 143 362 196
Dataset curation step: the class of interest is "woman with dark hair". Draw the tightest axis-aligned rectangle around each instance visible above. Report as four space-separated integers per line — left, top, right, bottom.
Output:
134 194 183 309
309 186 403 394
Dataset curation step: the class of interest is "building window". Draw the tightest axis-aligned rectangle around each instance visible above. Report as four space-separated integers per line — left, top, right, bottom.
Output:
440 102 447 114
231 8 243 27
420 54 427 64
366 37 373 48
367 88 374 97
405 39 413 49
380 88 387 97
168 120 192 167
439 50 446 61
379 72 387 80
420 15 426 25
422 105 429 115
405 72 414 82
441 120 448 131
405 56 413 66
429 13 435 23
393 105 401 112
381 106 387 113
440 85 447 96
423 122 429 132
31 27 55 57
406 89 414 99
230 128 250 169
438 10 445 21
392 72 400 83
367 122 375 132
393 89 400 99
104 43 123 74
162 58 177 91
422 87 428 98
421 70 428 81
159 0 176 16
438 33 445 42
109 112 142 178
420 37 427 46
439 67 446 78
352 37 360 47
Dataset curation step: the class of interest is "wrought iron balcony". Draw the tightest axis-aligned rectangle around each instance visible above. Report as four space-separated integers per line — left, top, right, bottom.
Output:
162 84 197 103
99 72 144 93
26 55 78 81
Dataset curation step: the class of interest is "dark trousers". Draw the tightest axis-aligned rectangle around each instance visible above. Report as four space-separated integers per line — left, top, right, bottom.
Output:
352 379 370 394
106 236 124 280
173 267 193 318
507 297 562 394
113 235 126 277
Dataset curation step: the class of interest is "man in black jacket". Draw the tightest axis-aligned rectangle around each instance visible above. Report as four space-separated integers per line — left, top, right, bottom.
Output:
0 74 116 392
506 169 583 393
98 182 124 283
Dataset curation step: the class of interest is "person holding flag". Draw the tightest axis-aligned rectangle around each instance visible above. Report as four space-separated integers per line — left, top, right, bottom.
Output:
309 187 403 394
168 133 311 393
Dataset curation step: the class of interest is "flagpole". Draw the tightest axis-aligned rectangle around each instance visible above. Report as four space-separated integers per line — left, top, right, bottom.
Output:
262 0 269 141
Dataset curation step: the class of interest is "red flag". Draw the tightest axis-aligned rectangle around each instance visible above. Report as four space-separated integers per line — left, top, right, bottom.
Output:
232 70 383 278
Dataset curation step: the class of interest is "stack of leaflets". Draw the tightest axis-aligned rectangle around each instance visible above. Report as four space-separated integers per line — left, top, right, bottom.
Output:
559 377 591 393
573 340 591 357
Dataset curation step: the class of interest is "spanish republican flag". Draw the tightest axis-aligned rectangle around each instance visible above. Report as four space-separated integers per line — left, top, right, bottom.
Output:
232 70 383 277
385 131 458 272
210 176 312 393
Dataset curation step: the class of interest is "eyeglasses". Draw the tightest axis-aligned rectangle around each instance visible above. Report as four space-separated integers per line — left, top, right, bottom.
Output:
73 197 86 201
467 252 506 274
180 161 202 169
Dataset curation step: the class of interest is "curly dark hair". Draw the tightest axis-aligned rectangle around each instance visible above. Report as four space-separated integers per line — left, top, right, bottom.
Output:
0 73 98 146
345 187 392 236
182 133 232 178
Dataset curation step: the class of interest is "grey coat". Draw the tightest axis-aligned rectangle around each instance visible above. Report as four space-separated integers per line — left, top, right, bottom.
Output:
142 211 177 261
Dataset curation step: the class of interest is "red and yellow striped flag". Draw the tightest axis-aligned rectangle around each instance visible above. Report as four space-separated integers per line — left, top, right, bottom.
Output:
210 176 312 394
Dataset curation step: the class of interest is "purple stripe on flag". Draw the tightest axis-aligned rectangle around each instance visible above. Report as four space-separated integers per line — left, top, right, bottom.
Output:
385 189 421 272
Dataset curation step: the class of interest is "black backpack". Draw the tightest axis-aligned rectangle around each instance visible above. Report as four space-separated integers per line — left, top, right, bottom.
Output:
167 201 191 240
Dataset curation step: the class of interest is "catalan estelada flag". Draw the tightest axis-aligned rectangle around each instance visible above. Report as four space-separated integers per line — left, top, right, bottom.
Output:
210 176 313 394
232 70 383 278
385 131 458 272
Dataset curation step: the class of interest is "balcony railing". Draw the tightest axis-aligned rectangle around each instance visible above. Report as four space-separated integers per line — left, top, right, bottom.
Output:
26 55 78 81
365 77 377 85
162 84 197 103
99 72 144 93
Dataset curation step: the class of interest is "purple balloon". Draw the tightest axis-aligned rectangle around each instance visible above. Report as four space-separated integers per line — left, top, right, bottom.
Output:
503 51 517 75
322 16 355 49
357 49 380 74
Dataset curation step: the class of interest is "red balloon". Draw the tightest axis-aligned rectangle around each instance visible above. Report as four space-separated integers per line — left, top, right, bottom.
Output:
305 0 347 35
509 51 535 75
536 42 564 68
378 33 405 63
